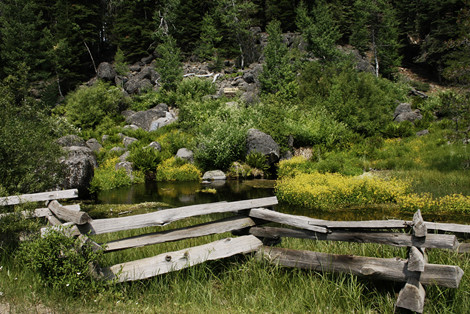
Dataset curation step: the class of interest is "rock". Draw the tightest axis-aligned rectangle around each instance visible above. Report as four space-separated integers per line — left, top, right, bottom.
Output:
176 148 194 163
395 110 422 123
124 78 152 94
141 55 154 64
246 128 280 166
115 161 133 177
149 112 177 131
125 109 166 131
110 146 126 154
56 135 86 147
394 103 412 119
147 141 162 152
119 151 131 162
154 103 169 112
129 64 141 72
96 62 116 81
243 71 255 84
61 146 97 192
280 150 293 161
121 110 136 119
123 124 140 130
102 134 109 142
416 129 430 137
123 136 138 148
202 170 226 181
86 138 102 153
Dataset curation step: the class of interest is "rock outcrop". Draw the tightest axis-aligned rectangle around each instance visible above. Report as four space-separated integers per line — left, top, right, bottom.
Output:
246 128 280 166
61 146 97 192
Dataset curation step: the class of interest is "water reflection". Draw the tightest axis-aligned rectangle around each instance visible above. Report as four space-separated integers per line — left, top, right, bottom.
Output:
97 179 276 207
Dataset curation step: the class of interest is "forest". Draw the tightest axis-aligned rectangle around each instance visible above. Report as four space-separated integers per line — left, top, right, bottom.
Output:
1 0 470 312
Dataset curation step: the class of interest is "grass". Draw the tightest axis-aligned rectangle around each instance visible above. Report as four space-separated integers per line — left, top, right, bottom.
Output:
1 202 470 313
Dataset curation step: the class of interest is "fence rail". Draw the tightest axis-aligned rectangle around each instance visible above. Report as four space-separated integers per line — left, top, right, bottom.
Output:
3 190 470 313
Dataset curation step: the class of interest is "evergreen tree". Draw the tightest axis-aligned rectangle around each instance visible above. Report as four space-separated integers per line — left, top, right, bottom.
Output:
155 35 183 91
296 1 341 61
265 0 299 31
350 0 401 77
259 20 295 94
196 13 223 69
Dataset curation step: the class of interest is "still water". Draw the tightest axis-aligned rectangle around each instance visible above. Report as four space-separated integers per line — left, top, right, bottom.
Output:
97 180 469 223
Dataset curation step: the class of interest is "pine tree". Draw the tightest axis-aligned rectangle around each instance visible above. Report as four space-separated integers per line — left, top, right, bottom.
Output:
296 1 341 61
350 0 401 77
259 20 295 94
155 35 183 91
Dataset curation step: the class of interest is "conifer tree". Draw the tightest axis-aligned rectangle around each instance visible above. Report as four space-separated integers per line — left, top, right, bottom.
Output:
259 20 295 94
350 0 401 77
296 1 341 61
155 35 183 91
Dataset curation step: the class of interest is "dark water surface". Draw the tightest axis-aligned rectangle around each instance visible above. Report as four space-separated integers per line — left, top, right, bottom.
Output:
97 180 470 223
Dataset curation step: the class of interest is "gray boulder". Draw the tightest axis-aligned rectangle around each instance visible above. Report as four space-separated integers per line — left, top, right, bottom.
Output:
129 64 141 72
416 129 430 137
119 151 131 162
202 170 226 181
149 112 177 131
123 124 140 130
123 136 138 148
97 62 116 81
115 161 133 177
394 103 412 119
246 128 280 166
110 146 126 154
176 148 194 163
61 146 97 192
124 78 152 94
57 135 86 147
394 102 423 123
147 141 162 152
125 109 166 131
86 138 102 153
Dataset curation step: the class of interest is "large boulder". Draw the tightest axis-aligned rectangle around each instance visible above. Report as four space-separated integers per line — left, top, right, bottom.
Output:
394 103 422 123
176 148 194 163
56 135 86 147
61 146 97 192
202 170 226 181
123 136 138 148
246 128 280 166
97 62 116 81
149 112 177 131
125 109 166 130
86 138 102 153
124 78 153 94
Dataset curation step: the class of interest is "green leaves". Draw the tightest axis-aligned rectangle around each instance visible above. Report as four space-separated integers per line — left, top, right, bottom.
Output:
155 35 183 91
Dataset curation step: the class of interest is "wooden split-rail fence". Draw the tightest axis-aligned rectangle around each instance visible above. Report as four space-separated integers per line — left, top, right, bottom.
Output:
2 189 470 313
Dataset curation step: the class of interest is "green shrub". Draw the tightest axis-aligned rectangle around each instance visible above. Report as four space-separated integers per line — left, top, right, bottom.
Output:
156 130 196 155
155 35 183 91
130 90 162 111
245 152 269 172
129 146 162 174
156 157 202 181
114 47 128 76
64 80 126 129
410 80 430 92
90 157 144 192
277 156 318 179
382 121 414 138
17 228 105 295
176 78 216 100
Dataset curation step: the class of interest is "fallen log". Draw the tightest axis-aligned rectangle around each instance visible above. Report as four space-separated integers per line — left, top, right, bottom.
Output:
257 247 463 288
249 227 459 250
79 197 277 235
102 235 263 282
104 216 256 252
48 200 91 225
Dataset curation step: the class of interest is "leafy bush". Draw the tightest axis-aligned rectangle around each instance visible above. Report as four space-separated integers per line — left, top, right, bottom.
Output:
176 78 216 100
90 157 144 192
64 80 126 129
245 152 269 172
114 47 128 76
17 228 105 295
128 146 162 174
0 203 41 252
382 121 415 138
156 157 202 181
156 130 196 155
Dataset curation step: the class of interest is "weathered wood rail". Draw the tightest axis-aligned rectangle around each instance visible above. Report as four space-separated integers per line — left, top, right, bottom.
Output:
3 190 470 313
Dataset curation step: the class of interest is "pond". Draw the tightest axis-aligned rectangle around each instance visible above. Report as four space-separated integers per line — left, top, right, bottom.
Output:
97 179 470 224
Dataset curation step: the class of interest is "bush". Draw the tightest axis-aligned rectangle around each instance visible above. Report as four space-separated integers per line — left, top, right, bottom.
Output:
90 157 144 192
382 121 415 138
176 78 216 100
64 80 126 129
276 172 409 210
128 146 162 174
156 157 202 181
17 228 105 295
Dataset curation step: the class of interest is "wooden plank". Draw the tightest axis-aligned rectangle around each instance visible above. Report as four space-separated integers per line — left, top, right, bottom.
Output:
413 209 427 237
249 227 459 250
0 189 78 206
408 247 426 272
48 200 91 225
102 235 263 282
425 222 470 234
257 247 464 288
79 197 277 235
105 216 256 252
458 243 470 253
248 208 328 233
0 205 80 219
396 277 425 313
